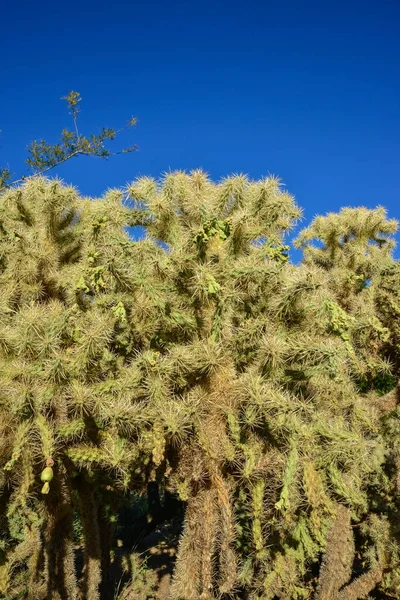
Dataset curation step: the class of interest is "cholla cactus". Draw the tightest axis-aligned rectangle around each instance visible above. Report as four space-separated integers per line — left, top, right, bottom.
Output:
126 172 393 599
0 174 398 600
295 207 398 394
0 179 157 599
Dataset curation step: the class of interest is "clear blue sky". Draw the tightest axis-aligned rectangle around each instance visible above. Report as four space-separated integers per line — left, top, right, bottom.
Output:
1 0 399 249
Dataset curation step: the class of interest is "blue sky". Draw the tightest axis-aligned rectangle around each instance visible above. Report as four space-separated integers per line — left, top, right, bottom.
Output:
1 0 399 251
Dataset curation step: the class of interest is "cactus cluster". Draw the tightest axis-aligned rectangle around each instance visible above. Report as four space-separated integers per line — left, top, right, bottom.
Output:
0 174 400 599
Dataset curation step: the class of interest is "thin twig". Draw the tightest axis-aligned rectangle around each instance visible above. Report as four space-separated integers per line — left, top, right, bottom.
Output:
11 150 82 186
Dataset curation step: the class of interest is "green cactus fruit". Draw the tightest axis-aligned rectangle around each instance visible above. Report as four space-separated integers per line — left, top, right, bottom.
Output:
40 466 54 482
40 466 53 494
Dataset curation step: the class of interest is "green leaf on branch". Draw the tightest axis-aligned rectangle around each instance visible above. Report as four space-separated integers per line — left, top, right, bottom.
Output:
0 91 138 191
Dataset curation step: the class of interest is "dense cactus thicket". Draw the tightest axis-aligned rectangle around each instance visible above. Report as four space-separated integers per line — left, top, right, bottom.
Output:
0 175 400 600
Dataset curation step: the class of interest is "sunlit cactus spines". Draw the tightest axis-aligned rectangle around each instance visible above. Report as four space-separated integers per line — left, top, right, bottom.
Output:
0 174 399 599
